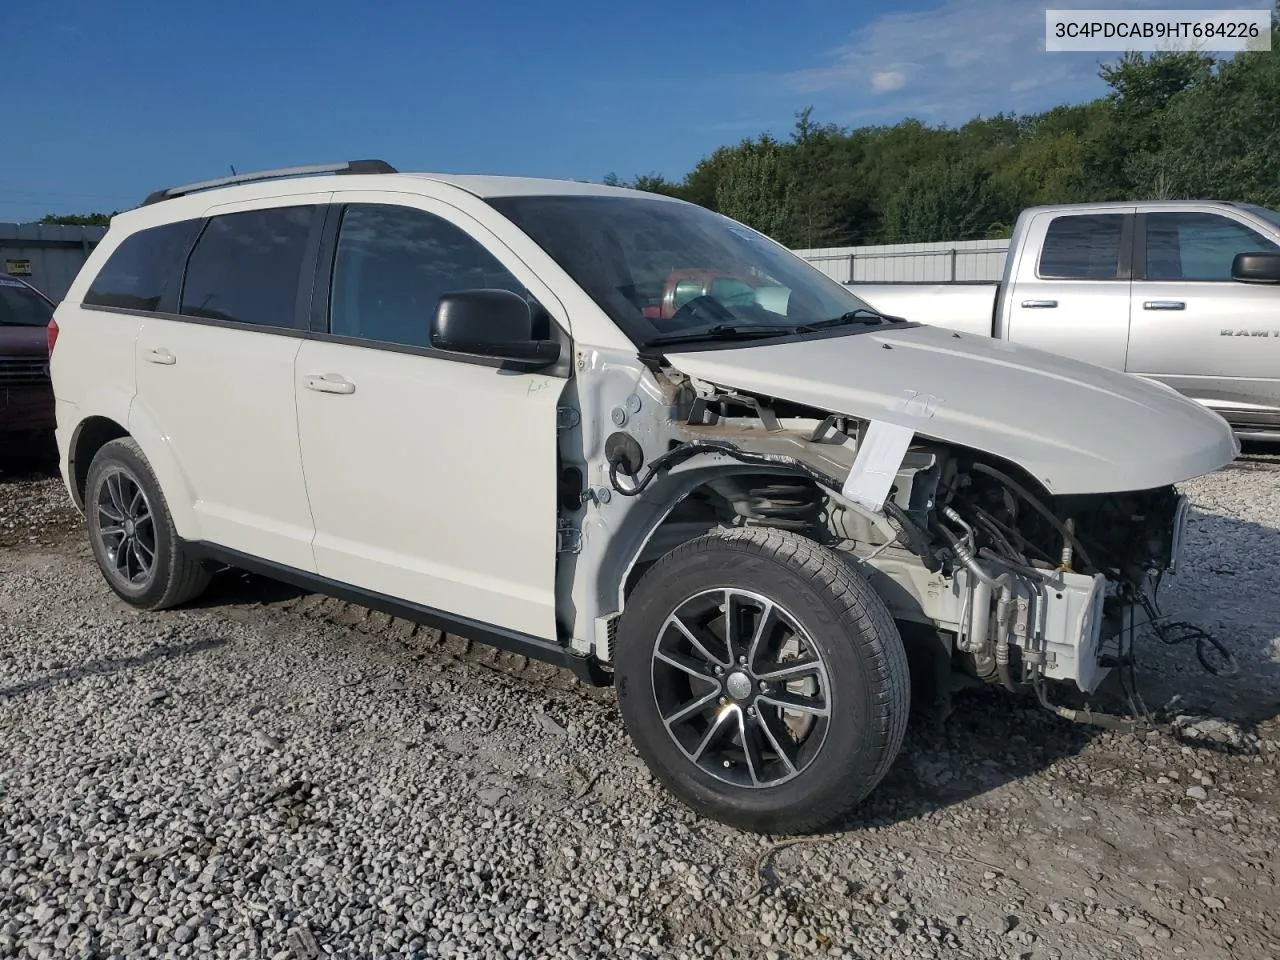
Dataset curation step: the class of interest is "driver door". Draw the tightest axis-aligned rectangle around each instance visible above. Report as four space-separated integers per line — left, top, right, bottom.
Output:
293 193 572 640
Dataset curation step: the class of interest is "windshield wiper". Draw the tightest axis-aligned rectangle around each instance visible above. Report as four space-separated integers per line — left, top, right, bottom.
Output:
798 308 905 331
643 324 800 348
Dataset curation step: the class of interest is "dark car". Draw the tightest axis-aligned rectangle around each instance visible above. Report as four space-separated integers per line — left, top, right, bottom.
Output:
0 275 57 452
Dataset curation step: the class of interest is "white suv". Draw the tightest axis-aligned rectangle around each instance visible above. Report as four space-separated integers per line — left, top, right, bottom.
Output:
50 160 1237 834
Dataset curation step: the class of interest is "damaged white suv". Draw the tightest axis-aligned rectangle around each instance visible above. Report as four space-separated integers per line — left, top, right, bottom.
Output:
50 160 1238 834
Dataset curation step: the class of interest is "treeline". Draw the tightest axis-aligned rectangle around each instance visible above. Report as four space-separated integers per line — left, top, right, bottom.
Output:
605 28 1280 248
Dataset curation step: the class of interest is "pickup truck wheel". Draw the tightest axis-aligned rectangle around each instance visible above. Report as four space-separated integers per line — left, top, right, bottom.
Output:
615 527 909 834
84 438 211 611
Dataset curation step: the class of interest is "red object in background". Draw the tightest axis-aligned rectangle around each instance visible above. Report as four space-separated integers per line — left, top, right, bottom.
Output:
0 276 59 443
642 270 761 320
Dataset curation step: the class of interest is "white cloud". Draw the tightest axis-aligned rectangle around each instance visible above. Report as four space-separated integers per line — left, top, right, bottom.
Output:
781 0 1243 123
871 70 908 93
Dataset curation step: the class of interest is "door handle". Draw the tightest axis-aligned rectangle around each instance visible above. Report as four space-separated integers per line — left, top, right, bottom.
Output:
143 347 176 365
1020 300 1058 308
305 373 356 395
1143 300 1186 311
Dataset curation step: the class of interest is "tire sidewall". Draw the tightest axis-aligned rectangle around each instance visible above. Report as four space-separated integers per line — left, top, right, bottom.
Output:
84 440 177 609
615 535 902 831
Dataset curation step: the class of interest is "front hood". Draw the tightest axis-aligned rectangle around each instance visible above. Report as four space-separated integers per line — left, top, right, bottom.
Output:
665 325 1239 495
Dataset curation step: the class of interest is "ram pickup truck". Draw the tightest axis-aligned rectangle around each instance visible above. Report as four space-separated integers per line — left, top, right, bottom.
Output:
848 201 1280 441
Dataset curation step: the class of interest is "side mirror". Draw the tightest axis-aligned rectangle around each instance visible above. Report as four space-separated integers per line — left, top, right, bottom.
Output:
1231 252 1280 284
429 289 561 367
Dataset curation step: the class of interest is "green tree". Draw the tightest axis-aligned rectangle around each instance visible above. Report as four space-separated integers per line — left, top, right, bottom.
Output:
1149 24 1280 206
882 158 1013 243
712 137 793 241
1086 49 1214 198
39 212 114 226
603 18 1280 248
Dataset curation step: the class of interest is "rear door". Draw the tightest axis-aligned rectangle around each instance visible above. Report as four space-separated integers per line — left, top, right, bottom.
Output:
1004 208 1135 369
1127 208 1280 427
133 195 328 571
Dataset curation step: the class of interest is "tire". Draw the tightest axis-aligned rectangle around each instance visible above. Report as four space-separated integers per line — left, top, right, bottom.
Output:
84 437 211 610
614 526 909 834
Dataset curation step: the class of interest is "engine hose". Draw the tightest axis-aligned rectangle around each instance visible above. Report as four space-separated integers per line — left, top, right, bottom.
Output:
883 500 943 572
971 462 1096 572
997 660 1026 695
1034 678 1141 733
609 440 833 499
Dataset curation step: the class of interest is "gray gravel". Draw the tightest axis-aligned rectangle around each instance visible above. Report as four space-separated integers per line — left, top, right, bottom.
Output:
2 454 1280 959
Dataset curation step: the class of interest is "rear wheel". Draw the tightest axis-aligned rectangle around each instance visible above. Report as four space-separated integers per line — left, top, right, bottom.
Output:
85 438 210 610
614 527 909 834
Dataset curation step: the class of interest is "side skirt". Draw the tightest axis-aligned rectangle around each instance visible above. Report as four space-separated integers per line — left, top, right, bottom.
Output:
186 542 611 687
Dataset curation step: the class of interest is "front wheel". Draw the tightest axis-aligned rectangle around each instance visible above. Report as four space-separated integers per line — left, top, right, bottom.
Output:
614 527 909 834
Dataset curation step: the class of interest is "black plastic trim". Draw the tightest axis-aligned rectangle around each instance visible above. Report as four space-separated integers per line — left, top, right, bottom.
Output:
186 542 610 686
77 303 572 377
1117 213 1135 281
82 304 314 339
638 320 924 358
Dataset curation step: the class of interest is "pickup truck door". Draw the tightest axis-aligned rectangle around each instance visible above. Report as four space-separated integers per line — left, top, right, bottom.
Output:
1127 209 1280 429
1003 208 1135 369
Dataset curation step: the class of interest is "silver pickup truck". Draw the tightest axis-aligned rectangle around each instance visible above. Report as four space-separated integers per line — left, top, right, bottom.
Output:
850 201 1280 441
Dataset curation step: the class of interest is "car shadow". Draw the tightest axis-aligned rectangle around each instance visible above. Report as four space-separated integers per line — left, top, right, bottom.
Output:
0 636 230 702
188 566 310 608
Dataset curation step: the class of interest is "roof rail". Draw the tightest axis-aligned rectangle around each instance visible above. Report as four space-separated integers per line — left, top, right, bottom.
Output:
141 159 398 207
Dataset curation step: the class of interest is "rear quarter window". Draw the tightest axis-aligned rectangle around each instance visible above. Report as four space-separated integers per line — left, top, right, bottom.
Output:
83 220 204 312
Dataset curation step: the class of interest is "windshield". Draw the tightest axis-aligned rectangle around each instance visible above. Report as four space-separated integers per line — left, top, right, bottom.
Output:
487 194 880 346
0 278 54 327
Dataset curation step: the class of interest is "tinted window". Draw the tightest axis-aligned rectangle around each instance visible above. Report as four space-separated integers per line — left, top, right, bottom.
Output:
0 278 54 327
1039 214 1124 280
1145 212 1280 281
329 204 528 348
180 206 316 328
84 220 202 311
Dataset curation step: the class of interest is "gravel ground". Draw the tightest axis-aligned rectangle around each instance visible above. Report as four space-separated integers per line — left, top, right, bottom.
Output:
2 450 1280 959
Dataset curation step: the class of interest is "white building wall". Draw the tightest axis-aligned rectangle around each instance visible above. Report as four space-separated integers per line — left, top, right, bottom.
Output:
793 238 1009 283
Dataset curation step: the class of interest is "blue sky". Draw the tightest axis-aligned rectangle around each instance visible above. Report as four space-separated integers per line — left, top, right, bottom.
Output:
2 0 1263 222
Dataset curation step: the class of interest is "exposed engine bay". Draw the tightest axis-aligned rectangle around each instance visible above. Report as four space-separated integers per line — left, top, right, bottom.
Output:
587 371 1233 726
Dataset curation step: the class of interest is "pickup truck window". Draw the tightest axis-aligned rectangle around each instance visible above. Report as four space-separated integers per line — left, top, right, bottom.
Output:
1038 214 1124 280
1144 212 1280 282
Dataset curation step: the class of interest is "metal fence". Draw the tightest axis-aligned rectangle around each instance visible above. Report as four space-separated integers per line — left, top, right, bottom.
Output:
793 239 1010 283
0 223 107 301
